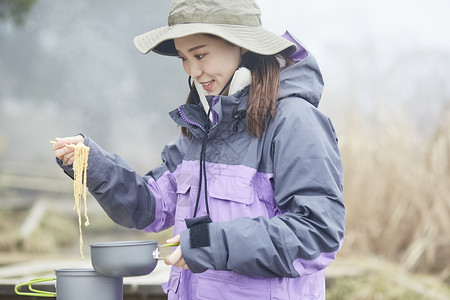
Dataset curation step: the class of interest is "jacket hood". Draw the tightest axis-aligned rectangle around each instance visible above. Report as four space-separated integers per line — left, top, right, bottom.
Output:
277 33 324 108
169 32 324 137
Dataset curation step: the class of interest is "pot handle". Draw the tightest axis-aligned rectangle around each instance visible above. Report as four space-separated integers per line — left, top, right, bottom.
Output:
152 242 180 260
15 277 57 297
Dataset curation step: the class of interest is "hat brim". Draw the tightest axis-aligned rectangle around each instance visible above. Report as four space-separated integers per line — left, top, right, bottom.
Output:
133 23 297 56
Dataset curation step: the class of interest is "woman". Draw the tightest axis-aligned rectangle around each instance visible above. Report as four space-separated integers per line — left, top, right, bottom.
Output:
52 0 345 299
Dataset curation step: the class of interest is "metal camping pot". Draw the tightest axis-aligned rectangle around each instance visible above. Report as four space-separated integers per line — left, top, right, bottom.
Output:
15 268 123 300
90 240 179 277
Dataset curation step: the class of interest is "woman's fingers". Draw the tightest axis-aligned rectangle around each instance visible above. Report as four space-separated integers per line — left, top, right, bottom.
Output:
165 246 189 270
57 135 84 145
164 235 189 270
52 136 84 150
52 135 84 165
166 234 180 244
177 258 189 270
54 143 74 165
164 245 182 265
62 150 75 165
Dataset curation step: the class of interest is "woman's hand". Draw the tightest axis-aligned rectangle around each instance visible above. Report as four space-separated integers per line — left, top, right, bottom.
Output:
164 234 189 270
52 135 84 166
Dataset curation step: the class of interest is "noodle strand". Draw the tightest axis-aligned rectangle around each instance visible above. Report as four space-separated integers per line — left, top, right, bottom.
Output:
72 143 90 258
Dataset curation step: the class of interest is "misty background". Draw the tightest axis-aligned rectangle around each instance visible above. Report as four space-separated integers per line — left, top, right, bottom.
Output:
1 0 449 173
1 0 450 298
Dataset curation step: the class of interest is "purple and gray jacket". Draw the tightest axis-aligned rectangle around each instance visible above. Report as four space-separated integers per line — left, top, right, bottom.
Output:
60 37 345 299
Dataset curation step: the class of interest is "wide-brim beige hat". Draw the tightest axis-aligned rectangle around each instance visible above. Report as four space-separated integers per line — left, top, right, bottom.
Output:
134 0 297 56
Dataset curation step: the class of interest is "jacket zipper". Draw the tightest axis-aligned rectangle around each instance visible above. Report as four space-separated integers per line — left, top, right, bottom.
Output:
177 107 206 132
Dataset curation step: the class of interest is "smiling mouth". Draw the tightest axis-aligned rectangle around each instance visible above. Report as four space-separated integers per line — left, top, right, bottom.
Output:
201 81 213 86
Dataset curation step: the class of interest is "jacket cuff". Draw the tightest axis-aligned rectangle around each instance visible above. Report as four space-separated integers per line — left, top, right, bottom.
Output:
56 157 75 179
83 136 111 190
180 222 228 273
55 133 87 179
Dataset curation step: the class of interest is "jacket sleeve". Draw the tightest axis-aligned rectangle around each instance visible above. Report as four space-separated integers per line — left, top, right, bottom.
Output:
58 134 186 232
180 99 345 277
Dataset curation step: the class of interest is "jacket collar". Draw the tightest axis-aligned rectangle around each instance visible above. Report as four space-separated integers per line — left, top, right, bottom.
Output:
169 87 249 139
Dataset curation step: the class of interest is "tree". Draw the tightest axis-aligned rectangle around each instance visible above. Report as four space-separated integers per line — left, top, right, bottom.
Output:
0 0 37 26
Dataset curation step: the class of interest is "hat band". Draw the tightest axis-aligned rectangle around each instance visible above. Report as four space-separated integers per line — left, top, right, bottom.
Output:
168 13 262 27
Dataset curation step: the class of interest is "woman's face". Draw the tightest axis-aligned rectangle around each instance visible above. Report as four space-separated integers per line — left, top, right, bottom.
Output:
174 34 244 95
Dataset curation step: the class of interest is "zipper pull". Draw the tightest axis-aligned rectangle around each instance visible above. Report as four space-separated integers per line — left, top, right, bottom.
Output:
232 109 246 131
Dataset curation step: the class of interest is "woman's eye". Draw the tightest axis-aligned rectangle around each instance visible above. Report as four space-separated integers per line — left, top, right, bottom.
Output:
195 54 205 60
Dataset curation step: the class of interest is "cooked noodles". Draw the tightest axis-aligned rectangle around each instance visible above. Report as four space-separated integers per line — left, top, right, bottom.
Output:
72 143 90 258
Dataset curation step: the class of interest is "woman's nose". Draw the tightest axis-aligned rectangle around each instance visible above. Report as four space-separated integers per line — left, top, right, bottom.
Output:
188 61 203 78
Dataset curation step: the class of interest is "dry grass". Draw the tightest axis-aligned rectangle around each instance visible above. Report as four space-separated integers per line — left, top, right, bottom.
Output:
327 256 450 300
339 108 450 278
0 209 77 253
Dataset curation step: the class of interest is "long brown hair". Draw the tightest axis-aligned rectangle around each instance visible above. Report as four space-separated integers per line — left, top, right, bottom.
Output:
181 49 293 138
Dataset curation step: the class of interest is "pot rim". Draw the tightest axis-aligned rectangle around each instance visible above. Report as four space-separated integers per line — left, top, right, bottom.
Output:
55 268 101 277
90 240 158 248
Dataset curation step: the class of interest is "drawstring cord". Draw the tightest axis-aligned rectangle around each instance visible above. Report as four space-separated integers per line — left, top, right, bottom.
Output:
189 76 233 218
193 107 210 217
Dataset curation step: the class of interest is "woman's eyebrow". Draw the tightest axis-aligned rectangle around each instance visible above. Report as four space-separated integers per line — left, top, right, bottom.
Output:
175 45 207 55
188 45 206 52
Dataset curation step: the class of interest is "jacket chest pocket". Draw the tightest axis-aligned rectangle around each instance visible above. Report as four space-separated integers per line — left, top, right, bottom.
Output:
208 176 270 221
174 169 273 224
174 183 197 222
